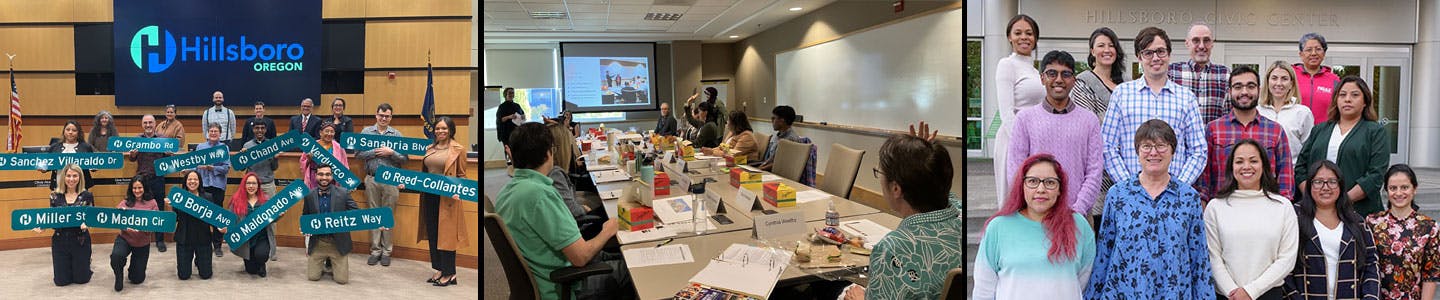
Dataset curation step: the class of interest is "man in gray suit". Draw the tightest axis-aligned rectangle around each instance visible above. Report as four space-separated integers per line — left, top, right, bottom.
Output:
302 164 358 284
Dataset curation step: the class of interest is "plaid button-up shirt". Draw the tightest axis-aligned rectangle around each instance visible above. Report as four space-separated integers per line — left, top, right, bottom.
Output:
1169 61 1231 124
1101 79 1209 185
1196 113 1294 202
1285 207 1382 300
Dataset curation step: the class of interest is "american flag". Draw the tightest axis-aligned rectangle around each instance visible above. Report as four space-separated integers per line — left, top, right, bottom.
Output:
6 64 19 153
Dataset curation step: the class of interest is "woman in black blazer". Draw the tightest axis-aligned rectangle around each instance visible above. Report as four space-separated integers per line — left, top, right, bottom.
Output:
43 120 96 190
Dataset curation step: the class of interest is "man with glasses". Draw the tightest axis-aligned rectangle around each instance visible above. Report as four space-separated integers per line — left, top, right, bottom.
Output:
1293 32 1339 124
290 98 323 139
357 103 406 267
1195 66 1295 203
1168 22 1230 124
1101 27 1208 185
1004 50 1104 214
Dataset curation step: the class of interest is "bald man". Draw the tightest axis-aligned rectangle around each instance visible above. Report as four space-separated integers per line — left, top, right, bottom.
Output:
290 98 324 139
1167 23 1231 124
202 90 239 147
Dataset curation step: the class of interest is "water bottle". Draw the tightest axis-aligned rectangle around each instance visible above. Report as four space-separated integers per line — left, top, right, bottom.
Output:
692 194 707 234
825 200 839 227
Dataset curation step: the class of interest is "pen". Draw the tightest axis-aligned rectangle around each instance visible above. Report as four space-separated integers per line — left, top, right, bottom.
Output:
655 238 674 248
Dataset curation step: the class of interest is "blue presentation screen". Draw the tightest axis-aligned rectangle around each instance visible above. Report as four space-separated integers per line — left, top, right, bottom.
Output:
114 0 322 107
560 42 657 113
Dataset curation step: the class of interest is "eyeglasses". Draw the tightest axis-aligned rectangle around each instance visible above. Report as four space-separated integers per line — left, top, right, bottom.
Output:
1230 83 1259 90
376 114 393 119
872 167 884 179
1139 48 1170 59
1387 185 1414 192
1189 37 1213 45
1139 144 1171 154
1043 70 1075 80
1302 47 1325 54
1023 176 1060 190
1312 178 1339 189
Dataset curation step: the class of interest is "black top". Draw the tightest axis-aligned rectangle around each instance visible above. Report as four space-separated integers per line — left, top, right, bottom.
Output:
49 191 93 235
173 189 215 245
241 116 278 145
45 142 96 190
655 116 678 136
322 115 355 136
496 101 524 144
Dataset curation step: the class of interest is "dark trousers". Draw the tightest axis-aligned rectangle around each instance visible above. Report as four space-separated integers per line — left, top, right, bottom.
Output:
244 234 271 275
1217 287 1283 300
203 186 225 248
145 175 167 243
175 243 213 280
51 232 93 286
423 197 456 276
110 236 150 284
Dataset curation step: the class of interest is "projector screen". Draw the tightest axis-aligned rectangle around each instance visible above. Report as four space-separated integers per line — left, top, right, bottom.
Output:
560 42 657 112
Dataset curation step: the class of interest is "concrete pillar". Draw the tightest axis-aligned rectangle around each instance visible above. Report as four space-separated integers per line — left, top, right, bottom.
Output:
980 0 1017 158
1411 0 1440 167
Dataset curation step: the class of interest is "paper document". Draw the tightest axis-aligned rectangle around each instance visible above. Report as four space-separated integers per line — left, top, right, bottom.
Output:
795 190 830 204
616 227 677 244
588 163 618 171
599 189 622 200
688 244 793 299
719 244 793 267
622 244 694 268
738 165 761 173
652 196 694 223
837 219 893 249
761 174 783 182
592 170 631 183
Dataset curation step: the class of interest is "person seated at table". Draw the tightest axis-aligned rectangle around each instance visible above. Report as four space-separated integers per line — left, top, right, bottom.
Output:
701 111 759 166
496 122 632 299
544 112 607 240
840 121 963 299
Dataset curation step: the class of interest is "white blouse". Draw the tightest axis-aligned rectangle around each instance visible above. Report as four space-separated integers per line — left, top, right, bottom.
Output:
1258 99 1314 165
994 53 1045 125
1315 219 1343 299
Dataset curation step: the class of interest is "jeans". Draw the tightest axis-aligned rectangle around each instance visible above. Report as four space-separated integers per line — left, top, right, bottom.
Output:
175 243 213 280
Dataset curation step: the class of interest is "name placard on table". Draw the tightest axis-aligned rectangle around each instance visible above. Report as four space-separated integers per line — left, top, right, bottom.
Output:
224 182 309 250
154 144 229 175
0 153 124 170
300 207 395 235
752 211 806 240
373 165 479 202
339 133 428 156
109 137 181 153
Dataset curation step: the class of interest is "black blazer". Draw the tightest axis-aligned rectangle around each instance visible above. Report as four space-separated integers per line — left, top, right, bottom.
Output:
241 116 277 146
44 142 96 190
173 189 215 246
302 185 358 255
322 115 354 136
289 114 323 139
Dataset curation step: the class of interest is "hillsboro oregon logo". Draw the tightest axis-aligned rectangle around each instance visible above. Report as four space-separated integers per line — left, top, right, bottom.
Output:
129 25 305 73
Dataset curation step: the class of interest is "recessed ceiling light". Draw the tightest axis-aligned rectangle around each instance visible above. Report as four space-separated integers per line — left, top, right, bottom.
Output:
729 35 739 38
789 7 802 11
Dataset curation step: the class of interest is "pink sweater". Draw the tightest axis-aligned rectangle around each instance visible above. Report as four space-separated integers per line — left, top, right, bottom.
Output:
117 198 158 247
1005 102 1105 213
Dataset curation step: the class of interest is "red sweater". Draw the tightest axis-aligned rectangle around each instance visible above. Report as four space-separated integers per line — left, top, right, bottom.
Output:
117 198 157 246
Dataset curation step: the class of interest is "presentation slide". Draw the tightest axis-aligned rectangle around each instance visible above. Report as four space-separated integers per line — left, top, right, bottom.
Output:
560 43 657 112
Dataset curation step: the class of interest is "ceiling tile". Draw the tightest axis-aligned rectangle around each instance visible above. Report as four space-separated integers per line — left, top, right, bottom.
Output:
522 3 567 12
649 5 688 13
607 0 654 4
566 4 609 12
489 19 535 25
609 5 650 14
484 2 526 12
570 12 610 20
504 25 540 30
571 19 608 26
567 0 608 3
488 12 535 20
677 13 717 21
684 5 728 14
518 0 565 3
691 0 733 7
609 13 647 21
535 19 572 26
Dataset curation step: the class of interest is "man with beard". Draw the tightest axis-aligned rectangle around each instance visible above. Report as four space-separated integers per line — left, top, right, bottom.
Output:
1169 22 1231 124
1005 50 1104 215
1196 66 1294 202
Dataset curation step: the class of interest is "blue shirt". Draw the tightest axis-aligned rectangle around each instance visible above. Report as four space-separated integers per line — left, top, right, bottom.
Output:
1085 177 1213 299
195 141 230 190
1100 79 1208 184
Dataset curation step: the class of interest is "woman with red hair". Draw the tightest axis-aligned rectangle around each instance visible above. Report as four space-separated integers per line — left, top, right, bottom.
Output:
972 154 1095 299
226 172 273 277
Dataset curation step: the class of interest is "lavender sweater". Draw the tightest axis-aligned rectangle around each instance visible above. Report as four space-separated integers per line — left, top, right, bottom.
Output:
1005 102 1105 213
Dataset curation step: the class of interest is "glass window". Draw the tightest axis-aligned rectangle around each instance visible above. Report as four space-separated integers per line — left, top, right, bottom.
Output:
1372 65 1401 154
965 40 983 150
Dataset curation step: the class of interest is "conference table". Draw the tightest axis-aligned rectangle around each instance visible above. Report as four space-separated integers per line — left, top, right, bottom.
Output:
580 137 897 299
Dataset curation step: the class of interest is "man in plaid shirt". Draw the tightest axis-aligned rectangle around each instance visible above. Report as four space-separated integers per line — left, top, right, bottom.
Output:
1196 66 1294 202
1169 23 1231 124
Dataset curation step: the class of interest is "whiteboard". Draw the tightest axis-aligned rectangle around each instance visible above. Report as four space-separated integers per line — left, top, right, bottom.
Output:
776 8 962 135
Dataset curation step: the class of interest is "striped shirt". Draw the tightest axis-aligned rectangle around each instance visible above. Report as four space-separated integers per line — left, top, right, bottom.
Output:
1168 61 1231 124
1195 113 1295 202
1100 79 1208 185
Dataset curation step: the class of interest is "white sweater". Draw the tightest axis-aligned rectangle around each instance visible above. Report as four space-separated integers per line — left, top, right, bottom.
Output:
1258 99 1314 165
1204 189 1300 297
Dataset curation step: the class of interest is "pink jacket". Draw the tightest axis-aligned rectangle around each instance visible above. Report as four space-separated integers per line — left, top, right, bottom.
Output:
300 139 350 189
1293 64 1339 124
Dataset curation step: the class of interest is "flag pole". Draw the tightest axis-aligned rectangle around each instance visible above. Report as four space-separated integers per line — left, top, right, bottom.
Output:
5 53 16 153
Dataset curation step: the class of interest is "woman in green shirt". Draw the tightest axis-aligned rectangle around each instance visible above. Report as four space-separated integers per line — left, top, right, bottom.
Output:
1294 75 1390 216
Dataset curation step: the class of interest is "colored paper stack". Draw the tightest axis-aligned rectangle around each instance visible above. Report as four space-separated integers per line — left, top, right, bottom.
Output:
730 168 762 190
618 204 656 232
654 172 671 197
764 182 796 207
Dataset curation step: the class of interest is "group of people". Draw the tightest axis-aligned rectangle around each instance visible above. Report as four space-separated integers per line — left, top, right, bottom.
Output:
34 91 471 292
974 16 1424 300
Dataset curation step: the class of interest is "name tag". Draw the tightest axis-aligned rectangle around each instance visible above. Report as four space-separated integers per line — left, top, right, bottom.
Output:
300 207 395 235
299 135 360 189
231 131 306 170
154 144 229 175
88 207 176 233
339 133 428 156
223 182 309 250
168 186 237 229
10 206 88 230
0 152 124 170
109 137 181 153
373 166 479 202
736 186 760 212
752 211 806 240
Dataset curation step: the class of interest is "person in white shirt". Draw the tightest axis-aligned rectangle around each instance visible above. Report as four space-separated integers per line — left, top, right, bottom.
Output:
993 14 1046 208
1257 60 1313 165
1204 139 1298 300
